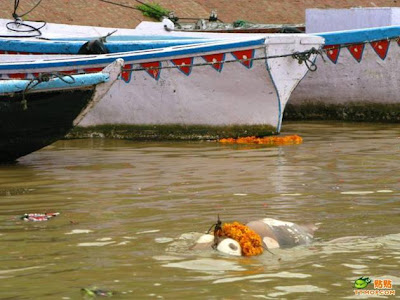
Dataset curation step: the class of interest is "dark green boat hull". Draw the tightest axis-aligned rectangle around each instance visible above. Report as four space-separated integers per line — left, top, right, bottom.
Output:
0 88 95 162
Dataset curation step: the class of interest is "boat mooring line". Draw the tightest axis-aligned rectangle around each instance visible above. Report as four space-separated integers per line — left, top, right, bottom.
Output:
122 47 323 73
21 72 76 110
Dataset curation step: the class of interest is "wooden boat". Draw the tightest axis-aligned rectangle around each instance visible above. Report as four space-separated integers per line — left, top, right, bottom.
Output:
132 20 400 122
287 25 400 122
0 36 324 139
0 59 123 162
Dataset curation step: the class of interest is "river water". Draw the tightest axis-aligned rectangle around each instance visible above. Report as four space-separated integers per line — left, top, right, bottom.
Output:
0 121 399 299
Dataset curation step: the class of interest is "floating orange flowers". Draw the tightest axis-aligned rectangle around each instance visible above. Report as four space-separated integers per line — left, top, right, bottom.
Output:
218 222 263 256
219 135 303 145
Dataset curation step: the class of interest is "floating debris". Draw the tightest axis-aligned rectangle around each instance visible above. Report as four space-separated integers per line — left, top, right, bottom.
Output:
20 212 60 222
65 229 93 235
77 241 115 247
163 258 246 272
219 135 303 145
155 237 174 244
81 287 114 298
136 229 160 235
96 237 113 241
340 191 374 195
115 241 130 246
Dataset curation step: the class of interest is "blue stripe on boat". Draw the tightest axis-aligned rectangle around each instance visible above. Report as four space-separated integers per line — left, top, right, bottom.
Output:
315 25 400 45
0 38 266 71
0 72 109 94
0 38 219 54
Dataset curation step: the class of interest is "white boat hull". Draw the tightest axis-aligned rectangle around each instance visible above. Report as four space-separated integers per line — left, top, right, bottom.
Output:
78 39 322 136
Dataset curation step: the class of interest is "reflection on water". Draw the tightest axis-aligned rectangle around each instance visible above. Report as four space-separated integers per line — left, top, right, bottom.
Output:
0 121 399 299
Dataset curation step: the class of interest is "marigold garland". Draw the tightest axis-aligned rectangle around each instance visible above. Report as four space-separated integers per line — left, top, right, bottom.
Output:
218 222 263 256
219 135 303 145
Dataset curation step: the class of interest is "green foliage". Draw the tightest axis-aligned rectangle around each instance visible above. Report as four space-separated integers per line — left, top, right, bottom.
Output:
136 2 170 21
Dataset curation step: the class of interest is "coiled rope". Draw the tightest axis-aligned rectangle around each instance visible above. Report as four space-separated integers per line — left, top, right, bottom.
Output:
1 0 46 38
291 47 324 71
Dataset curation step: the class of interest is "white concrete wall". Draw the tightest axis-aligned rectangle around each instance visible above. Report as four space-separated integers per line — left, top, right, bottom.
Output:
306 7 400 33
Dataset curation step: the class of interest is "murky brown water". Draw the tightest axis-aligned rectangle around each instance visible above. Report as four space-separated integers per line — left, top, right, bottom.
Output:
0 121 399 299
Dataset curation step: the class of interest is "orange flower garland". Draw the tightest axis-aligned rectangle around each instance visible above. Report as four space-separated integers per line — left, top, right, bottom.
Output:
218 222 263 256
219 135 303 145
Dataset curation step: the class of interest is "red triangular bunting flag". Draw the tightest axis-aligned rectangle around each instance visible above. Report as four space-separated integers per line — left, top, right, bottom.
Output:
140 62 161 80
171 57 193 75
121 64 133 83
231 49 254 68
8 73 27 79
347 44 365 62
61 70 78 75
202 53 225 72
370 40 390 60
84 67 103 73
323 45 340 64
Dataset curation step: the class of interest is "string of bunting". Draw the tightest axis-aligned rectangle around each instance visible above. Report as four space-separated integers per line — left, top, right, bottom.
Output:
121 47 323 78
0 47 322 81
4 36 398 81
121 36 400 78
322 36 399 63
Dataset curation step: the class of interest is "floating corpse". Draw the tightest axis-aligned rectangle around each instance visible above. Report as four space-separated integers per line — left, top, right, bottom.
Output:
191 217 317 256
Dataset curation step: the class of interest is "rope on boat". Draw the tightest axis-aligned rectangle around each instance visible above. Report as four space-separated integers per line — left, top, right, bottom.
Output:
12 0 43 20
21 73 75 110
1 0 46 38
291 47 323 71
122 47 324 73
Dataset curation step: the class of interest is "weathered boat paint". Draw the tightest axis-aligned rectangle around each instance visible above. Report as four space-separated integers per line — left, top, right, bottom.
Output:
0 72 109 93
0 38 216 54
315 26 400 45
